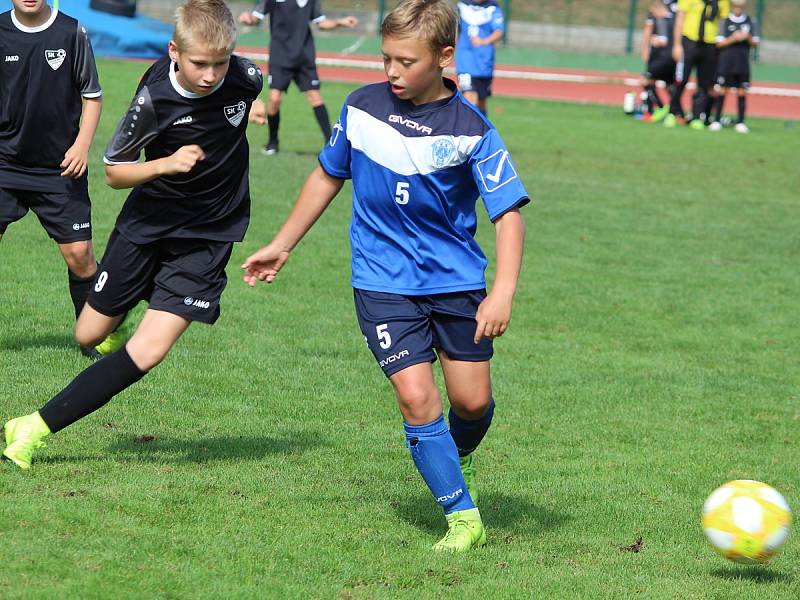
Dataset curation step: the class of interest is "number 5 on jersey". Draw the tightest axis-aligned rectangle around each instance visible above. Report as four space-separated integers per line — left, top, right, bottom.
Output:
395 182 410 205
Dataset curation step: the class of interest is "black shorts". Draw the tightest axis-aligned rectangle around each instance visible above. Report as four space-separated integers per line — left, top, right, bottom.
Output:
457 74 493 100
716 72 750 89
0 187 91 242
354 288 494 377
268 61 320 92
645 55 677 84
88 229 233 325
680 37 718 89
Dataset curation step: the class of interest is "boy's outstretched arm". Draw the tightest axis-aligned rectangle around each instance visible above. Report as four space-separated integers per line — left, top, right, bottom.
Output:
474 208 525 343
243 165 344 286
61 97 102 178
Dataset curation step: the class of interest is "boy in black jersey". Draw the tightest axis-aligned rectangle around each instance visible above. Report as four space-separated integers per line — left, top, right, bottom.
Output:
0 0 119 358
239 0 357 155
709 0 759 133
640 0 677 122
2 0 262 470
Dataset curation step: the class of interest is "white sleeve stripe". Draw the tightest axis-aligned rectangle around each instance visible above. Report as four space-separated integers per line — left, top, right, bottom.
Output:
312 15 326 24
82 91 103 98
103 157 139 165
252 10 265 19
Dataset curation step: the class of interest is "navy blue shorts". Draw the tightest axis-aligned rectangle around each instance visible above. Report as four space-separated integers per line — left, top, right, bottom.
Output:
354 288 494 377
0 187 91 243
457 74 493 100
88 229 233 325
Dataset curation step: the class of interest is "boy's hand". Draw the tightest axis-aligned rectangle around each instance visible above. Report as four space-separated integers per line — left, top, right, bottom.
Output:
163 145 205 175
470 36 485 47
473 290 513 343
60 142 90 178
239 11 259 25
338 16 358 28
242 243 290 286
672 44 683 63
248 98 266 125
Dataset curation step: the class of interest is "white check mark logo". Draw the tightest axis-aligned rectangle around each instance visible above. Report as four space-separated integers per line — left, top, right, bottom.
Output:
485 151 508 183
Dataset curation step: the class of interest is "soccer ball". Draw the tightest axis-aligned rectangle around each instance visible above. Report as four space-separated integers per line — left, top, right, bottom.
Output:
702 480 792 564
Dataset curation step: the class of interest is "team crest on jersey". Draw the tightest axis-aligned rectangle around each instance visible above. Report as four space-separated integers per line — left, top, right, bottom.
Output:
45 49 66 71
224 101 247 127
431 138 456 169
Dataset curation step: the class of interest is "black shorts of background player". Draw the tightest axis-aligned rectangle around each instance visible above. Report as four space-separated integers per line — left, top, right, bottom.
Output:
240 0 358 155
1 0 262 470
640 0 677 121
0 0 113 356
710 0 759 133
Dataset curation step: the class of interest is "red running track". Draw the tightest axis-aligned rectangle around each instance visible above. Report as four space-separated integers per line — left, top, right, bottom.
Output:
237 47 800 121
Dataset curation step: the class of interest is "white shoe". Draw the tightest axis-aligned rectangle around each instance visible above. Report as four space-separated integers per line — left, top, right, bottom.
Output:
734 123 750 134
708 121 722 132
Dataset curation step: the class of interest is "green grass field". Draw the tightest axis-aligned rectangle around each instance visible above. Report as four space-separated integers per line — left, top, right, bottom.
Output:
1 58 799 599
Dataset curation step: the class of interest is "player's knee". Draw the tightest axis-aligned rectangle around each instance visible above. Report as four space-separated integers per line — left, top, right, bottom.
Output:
394 382 439 420
449 389 492 420
74 321 105 347
126 341 169 371
62 242 96 276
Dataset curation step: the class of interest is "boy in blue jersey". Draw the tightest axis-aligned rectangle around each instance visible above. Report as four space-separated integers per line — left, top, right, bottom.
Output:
243 0 528 552
455 0 505 115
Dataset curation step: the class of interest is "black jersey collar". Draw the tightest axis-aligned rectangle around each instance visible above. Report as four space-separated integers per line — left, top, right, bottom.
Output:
11 7 58 33
169 61 226 99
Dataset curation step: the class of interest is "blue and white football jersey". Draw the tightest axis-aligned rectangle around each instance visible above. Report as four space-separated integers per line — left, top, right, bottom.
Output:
455 0 505 78
319 79 529 296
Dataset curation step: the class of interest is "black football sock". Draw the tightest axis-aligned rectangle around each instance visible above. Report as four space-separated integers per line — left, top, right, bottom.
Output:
737 96 747 124
38 346 146 433
645 84 662 109
313 104 332 141
68 265 97 320
267 112 280 145
713 94 724 123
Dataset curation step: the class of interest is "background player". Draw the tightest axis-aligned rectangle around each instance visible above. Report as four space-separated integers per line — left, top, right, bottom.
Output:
640 0 677 122
2 0 262 470
710 0 759 133
243 0 528 553
0 0 121 358
667 0 730 129
239 0 357 155
455 0 505 116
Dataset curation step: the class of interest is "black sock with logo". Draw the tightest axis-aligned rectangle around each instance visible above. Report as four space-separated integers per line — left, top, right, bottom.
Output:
39 346 146 433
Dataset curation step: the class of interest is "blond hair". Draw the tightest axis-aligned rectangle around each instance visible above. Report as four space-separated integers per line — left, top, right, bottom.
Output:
173 0 236 54
380 0 458 54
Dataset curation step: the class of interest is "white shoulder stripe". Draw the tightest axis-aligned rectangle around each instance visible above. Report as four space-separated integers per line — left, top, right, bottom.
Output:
345 106 482 176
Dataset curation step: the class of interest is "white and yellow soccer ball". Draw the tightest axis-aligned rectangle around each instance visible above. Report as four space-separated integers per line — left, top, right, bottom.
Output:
702 480 792 564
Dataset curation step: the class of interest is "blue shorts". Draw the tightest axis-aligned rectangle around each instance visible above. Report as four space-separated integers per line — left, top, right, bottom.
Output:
354 288 494 377
457 74 493 100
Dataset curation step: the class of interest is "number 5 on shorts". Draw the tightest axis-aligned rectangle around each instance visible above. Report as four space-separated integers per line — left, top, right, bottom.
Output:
376 323 392 349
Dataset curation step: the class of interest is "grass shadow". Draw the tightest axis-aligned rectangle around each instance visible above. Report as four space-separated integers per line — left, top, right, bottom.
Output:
391 491 572 537
39 430 327 465
711 565 793 583
0 332 75 352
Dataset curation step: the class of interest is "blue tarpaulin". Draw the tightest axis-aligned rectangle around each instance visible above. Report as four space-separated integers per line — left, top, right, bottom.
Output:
0 0 171 59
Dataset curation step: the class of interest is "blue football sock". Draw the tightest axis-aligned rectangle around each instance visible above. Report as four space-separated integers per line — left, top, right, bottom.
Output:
449 399 495 457
404 416 475 514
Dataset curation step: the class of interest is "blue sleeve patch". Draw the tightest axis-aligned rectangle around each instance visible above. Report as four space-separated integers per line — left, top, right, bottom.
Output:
476 148 518 193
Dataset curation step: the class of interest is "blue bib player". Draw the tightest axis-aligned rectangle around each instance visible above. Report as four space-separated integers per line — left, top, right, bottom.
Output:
243 0 528 552
455 0 505 115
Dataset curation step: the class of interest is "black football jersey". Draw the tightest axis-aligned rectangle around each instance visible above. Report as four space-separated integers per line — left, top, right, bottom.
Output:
103 55 263 244
0 9 101 193
717 13 759 74
252 0 326 68
645 11 676 58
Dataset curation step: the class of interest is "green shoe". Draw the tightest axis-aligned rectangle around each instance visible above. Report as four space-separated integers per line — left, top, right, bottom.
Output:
663 113 677 128
689 119 706 131
95 331 126 357
651 106 670 123
433 508 486 552
2 412 50 470
460 454 478 505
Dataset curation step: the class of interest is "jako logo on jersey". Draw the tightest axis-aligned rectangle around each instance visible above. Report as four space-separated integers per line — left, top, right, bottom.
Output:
388 115 432 135
173 115 193 125
184 297 210 309
224 101 246 127
436 488 463 503
72 222 90 231
45 49 66 70
379 349 409 368
5 55 19 62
